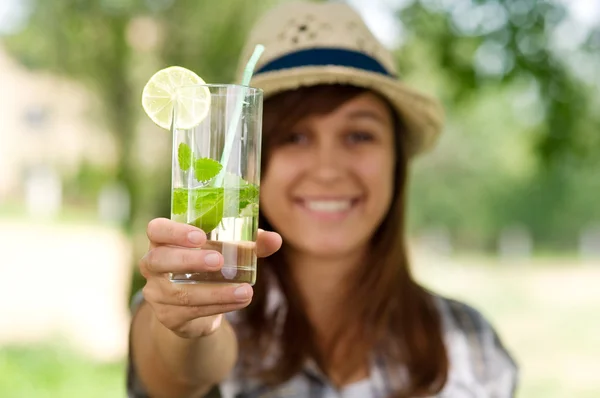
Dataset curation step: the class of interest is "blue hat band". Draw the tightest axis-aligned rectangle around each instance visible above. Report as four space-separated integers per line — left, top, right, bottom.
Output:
254 48 397 78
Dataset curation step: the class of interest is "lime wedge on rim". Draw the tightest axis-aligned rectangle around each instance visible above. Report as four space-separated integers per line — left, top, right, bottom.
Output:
141 66 211 130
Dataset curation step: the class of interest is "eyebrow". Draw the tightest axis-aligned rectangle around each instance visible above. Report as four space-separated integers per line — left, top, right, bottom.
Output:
346 110 389 126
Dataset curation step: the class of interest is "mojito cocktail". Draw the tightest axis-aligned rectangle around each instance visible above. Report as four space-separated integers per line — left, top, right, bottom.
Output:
141 60 264 285
170 84 262 285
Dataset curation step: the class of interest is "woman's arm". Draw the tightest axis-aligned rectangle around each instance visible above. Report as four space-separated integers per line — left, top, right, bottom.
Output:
126 219 281 397
129 300 238 398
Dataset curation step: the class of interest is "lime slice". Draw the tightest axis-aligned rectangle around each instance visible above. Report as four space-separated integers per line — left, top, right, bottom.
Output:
141 66 211 130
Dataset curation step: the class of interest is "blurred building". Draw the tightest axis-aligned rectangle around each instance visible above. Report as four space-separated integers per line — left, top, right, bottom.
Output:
0 44 117 203
0 44 129 362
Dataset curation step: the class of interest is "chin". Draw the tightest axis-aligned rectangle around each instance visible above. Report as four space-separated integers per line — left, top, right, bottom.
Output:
297 235 365 258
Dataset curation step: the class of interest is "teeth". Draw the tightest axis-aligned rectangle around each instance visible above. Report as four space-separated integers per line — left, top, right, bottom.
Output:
305 200 351 212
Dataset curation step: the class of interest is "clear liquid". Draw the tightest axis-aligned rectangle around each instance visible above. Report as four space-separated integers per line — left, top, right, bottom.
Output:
170 214 259 285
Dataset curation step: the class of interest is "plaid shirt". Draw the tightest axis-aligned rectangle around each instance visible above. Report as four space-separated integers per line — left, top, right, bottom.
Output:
127 288 518 398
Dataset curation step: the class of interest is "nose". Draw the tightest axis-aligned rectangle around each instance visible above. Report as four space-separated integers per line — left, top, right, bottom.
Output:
309 137 346 183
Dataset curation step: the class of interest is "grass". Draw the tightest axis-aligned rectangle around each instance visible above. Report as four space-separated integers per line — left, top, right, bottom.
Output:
0 343 125 398
0 256 598 397
412 255 600 398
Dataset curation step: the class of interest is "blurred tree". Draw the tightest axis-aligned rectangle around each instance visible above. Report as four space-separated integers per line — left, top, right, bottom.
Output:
1 0 282 301
4 0 142 233
396 0 600 252
3 0 597 288
398 0 600 165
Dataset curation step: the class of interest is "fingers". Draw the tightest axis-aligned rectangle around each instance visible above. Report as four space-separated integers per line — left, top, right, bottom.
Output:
146 218 281 258
166 314 225 339
255 229 282 258
140 246 223 276
154 303 248 333
147 218 206 249
144 281 253 307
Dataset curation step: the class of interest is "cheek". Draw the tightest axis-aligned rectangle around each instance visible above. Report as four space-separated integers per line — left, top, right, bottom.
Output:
259 152 296 221
260 161 282 206
359 150 395 196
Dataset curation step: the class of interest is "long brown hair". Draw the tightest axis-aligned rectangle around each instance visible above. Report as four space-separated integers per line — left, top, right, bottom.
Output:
239 85 448 397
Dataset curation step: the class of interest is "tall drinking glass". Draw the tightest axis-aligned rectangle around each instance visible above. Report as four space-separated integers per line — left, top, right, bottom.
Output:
169 84 263 285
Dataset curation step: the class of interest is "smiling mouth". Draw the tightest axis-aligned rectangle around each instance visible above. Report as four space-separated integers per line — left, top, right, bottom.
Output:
295 198 360 215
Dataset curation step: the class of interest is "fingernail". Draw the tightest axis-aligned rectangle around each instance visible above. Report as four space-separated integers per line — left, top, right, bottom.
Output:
234 285 250 300
188 231 203 245
204 253 220 268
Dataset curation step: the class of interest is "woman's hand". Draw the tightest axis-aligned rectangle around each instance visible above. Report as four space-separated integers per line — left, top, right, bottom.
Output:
139 218 282 339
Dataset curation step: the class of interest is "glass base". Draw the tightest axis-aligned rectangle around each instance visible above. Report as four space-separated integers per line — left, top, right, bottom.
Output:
170 266 256 285
169 239 257 285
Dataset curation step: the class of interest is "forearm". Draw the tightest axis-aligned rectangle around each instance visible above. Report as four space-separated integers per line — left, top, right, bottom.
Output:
130 301 238 398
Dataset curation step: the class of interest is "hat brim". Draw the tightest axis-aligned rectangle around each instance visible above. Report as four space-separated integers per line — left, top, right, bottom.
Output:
250 66 445 157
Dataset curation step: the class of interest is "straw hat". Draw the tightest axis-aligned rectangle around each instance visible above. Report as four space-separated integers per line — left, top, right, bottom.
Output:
236 1 444 156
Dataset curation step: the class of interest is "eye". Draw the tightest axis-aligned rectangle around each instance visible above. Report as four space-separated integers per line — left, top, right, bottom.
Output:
346 131 375 144
282 132 309 145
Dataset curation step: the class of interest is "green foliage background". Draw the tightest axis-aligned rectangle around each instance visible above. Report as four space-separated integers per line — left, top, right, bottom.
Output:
2 0 598 295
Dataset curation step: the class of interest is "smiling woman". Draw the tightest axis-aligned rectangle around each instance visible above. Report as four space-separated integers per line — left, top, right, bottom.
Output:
127 2 518 398
243 83 449 389
260 85 397 257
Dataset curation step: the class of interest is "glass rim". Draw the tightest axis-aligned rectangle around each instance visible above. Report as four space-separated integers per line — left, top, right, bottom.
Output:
176 83 263 95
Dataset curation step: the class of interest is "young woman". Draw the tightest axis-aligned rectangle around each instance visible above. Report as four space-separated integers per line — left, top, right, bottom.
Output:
128 2 518 397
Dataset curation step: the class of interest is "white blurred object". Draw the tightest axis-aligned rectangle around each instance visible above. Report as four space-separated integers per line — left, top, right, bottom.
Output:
579 225 600 259
345 0 405 48
498 225 533 262
418 226 453 258
0 221 131 362
98 181 130 224
24 165 62 220
126 16 163 52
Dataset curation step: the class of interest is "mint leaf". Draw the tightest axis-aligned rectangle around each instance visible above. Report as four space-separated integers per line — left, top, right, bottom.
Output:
221 172 259 210
239 184 259 208
194 187 222 201
222 184 259 217
178 143 192 171
223 188 241 217
174 180 258 233
194 158 222 182
223 172 247 187
240 202 259 217
172 188 188 215
189 187 224 233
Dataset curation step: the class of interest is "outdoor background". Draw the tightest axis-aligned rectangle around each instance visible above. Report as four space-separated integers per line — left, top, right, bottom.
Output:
0 0 598 397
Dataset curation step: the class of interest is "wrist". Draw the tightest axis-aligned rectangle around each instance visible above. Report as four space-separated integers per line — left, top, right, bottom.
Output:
148 308 200 386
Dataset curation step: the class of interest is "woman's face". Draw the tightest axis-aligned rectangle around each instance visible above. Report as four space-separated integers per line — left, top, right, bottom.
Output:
260 91 396 258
